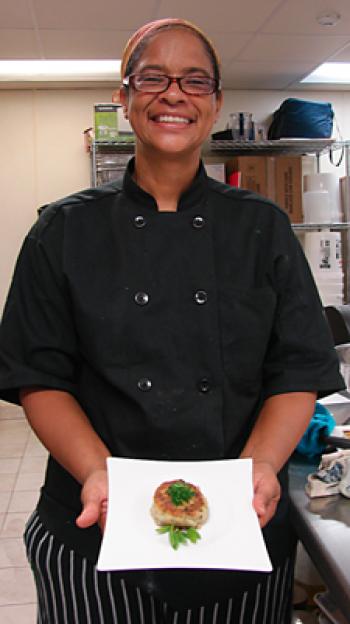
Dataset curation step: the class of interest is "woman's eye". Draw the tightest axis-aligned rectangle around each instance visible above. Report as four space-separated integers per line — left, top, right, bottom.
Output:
140 75 164 84
185 77 209 86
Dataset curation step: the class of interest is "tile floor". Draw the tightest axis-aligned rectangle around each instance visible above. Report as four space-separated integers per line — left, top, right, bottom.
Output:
0 399 46 623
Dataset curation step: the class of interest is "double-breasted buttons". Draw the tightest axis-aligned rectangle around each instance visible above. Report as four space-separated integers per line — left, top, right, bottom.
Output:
197 377 211 393
137 377 152 392
134 291 149 306
134 215 147 228
194 290 208 305
192 216 205 229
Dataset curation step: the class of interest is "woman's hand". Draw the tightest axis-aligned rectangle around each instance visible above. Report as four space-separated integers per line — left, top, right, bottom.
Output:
239 393 317 527
76 468 109 533
252 461 281 528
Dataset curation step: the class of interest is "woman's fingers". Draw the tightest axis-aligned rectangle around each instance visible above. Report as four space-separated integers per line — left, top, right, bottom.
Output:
252 461 281 528
253 491 279 527
76 500 101 528
75 469 108 531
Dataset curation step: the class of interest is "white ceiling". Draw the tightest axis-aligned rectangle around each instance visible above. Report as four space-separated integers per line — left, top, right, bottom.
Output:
1 0 350 89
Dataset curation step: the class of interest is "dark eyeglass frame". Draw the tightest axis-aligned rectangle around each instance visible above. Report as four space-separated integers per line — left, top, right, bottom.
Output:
123 73 221 95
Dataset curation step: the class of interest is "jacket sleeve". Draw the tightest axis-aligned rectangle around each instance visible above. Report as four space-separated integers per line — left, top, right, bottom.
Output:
262 214 345 399
0 209 80 404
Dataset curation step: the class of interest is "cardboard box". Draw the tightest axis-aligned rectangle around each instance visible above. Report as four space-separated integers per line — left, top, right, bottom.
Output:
225 155 303 223
226 157 268 197
94 103 120 142
274 156 303 223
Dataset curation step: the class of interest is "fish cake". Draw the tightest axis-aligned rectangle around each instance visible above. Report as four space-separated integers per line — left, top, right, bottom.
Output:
151 479 208 528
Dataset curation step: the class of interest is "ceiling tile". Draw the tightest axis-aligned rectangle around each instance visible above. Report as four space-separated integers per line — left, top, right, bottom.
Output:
32 0 157 30
40 30 133 59
237 34 350 63
0 0 34 28
208 32 253 64
156 0 282 32
0 30 41 59
221 61 316 89
330 43 350 61
262 0 350 35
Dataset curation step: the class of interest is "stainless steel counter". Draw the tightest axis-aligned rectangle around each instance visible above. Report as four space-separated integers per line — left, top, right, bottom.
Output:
289 397 350 620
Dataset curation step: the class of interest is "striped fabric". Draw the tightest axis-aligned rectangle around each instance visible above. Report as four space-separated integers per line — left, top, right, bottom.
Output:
24 512 294 624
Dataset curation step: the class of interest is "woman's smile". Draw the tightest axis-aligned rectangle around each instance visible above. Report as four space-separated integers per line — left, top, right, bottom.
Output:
149 112 195 130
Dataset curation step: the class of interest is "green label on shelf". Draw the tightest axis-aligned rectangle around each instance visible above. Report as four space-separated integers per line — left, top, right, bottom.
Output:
94 104 119 142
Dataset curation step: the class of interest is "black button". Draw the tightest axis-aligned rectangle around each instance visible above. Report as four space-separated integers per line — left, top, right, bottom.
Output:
194 290 208 304
192 216 205 229
198 378 211 393
134 292 149 306
134 215 146 228
137 377 152 392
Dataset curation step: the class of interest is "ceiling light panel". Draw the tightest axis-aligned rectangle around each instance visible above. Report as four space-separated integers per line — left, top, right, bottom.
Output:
301 62 350 83
0 59 121 82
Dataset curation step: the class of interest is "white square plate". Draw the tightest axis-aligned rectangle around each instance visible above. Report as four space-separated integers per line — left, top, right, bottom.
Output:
97 457 272 572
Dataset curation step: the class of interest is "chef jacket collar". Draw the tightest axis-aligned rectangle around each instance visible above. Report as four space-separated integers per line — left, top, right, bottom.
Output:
123 157 209 212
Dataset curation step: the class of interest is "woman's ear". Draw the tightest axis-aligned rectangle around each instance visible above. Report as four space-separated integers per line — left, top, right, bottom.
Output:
119 87 129 119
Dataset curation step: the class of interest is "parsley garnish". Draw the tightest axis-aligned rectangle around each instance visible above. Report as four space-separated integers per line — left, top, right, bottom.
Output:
167 481 195 506
156 525 201 550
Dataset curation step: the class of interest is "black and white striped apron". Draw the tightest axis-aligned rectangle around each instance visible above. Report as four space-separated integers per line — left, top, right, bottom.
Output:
24 511 294 624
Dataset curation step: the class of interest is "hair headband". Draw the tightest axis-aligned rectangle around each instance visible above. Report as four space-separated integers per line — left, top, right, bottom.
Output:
120 17 220 80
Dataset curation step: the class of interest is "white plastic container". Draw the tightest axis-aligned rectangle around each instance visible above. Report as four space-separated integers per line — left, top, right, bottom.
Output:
303 231 342 273
303 173 342 222
302 190 331 223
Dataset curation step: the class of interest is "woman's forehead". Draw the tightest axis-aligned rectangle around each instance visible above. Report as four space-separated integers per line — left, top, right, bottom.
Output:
134 29 213 72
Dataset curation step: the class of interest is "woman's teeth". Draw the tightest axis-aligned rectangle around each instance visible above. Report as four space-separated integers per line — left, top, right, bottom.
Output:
155 115 191 124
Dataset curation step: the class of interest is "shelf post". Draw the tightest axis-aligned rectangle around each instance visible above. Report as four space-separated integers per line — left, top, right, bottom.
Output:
343 143 350 303
91 142 97 187
316 153 321 173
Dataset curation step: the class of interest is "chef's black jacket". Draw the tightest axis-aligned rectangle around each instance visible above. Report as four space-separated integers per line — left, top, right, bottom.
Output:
0 159 344 606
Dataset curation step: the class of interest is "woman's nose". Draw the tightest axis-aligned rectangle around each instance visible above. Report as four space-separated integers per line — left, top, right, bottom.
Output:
159 78 186 102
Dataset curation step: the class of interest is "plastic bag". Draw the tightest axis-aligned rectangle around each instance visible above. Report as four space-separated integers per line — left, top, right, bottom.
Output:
268 98 334 139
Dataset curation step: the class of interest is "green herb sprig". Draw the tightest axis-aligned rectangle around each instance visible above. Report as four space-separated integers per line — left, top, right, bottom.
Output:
167 481 195 506
156 525 201 550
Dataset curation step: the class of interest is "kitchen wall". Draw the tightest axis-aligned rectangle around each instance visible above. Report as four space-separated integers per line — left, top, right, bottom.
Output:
0 86 350 312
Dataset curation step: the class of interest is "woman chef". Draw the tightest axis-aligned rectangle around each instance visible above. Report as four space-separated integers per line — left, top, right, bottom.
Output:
0 17 344 624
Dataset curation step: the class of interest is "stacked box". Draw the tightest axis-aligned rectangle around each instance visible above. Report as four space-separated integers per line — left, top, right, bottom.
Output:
274 157 303 223
226 156 303 223
226 157 268 197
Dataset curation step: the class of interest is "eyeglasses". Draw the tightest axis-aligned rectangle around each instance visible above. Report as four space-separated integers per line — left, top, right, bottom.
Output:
123 73 220 95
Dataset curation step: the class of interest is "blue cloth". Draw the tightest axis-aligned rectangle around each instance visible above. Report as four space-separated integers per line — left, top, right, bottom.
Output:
296 402 336 458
